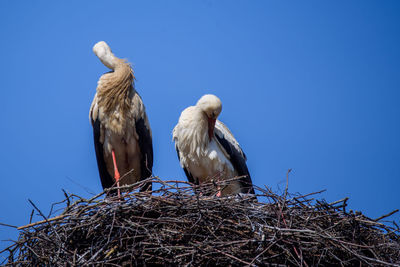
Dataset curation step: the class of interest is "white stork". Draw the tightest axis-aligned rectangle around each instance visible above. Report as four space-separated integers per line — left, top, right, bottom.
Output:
89 41 153 196
173 94 255 196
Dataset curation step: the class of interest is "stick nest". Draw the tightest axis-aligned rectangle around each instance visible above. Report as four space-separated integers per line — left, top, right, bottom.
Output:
1 177 400 266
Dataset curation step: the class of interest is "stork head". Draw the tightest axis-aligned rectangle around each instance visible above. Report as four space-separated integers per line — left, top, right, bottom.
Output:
197 94 222 141
93 41 118 70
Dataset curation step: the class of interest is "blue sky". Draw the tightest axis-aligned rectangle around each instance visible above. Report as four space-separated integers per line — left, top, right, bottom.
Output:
1 1 399 252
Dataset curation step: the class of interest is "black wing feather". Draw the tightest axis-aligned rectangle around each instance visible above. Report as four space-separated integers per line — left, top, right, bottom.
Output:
176 147 197 185
92 117 114 189
214 133 255 195
135 117 153 192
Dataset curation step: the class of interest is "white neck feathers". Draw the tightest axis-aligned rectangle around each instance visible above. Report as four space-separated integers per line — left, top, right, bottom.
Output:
173 106 209 159
93 41 120 70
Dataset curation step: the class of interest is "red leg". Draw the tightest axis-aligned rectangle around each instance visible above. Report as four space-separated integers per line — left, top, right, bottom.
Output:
111 149 121 198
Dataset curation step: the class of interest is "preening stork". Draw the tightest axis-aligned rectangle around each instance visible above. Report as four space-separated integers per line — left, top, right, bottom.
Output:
89 41 153 196
173 94 255 196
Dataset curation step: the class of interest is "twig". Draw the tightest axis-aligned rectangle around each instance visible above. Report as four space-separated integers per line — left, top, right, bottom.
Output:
18 214 68 230
374 209 399 222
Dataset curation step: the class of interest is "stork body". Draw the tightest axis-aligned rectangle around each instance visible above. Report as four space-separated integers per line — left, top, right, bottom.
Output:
173 94 254 195
90 41 153 194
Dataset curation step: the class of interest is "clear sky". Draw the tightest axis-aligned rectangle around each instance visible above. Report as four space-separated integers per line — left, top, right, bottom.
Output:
1 1 399 253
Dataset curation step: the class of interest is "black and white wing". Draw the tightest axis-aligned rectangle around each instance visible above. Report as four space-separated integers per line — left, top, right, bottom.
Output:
135 113 153 192
175 147 198 185
90 99 115 190
214 120 255 194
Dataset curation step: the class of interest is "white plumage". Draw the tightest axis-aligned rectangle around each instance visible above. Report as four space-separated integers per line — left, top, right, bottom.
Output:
173 94 254 195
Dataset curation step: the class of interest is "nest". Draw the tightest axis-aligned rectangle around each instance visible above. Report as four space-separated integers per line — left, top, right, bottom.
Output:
1 177 400 266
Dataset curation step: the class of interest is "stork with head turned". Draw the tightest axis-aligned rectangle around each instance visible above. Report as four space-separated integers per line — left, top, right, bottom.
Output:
89 41 153 196
173 94 255 196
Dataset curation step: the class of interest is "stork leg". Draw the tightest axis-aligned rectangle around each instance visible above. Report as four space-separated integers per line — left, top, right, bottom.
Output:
111 149 121 198
213 173 223 197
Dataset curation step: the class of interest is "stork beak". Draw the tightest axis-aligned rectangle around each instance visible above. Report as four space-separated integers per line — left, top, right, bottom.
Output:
208 118 216 141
